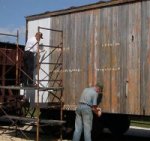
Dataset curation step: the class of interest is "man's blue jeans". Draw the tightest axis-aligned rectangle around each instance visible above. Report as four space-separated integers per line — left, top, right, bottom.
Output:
72 104 93 141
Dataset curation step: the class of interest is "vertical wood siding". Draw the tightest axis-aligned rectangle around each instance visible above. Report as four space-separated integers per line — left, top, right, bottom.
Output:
44 1 150 115
141 1 150 115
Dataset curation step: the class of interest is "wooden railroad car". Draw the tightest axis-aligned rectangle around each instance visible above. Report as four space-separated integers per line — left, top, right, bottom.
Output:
25 0 150 137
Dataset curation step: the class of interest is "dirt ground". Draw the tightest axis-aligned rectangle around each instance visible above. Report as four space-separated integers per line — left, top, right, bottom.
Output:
0 126 67 141
0 125 150 141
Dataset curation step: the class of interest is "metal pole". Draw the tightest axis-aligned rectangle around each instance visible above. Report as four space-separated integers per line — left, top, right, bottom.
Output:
36 27 40 141
16 30 19 85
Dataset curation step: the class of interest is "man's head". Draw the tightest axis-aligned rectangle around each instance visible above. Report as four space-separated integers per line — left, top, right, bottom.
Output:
95 82 103 93
35 32 43 41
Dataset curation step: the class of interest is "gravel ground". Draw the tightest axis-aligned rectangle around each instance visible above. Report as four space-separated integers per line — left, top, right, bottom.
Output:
0 125 149 141
0 126 60 141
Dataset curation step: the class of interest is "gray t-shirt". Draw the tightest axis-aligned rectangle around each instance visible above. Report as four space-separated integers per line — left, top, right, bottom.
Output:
79 87 98 106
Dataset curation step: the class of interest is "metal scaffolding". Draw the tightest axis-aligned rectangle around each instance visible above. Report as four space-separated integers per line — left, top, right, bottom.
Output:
0 31 23 105
0 27 65 141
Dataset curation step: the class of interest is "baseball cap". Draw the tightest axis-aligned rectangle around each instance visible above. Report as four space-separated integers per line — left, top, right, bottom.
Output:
36 32 43 39
96 82 103 89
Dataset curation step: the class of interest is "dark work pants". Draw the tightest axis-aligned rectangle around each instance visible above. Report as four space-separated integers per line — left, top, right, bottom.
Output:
22 51 35 85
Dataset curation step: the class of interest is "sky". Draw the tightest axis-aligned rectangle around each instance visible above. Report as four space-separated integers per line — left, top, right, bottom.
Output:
0 0 108 45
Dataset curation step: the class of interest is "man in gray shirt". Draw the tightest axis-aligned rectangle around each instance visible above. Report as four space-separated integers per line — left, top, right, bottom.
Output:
72 83 103 141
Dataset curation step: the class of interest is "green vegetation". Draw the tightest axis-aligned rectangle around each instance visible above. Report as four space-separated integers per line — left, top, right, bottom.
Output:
131 120 150 128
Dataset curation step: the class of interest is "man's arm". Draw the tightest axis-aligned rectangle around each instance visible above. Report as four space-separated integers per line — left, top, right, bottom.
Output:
92 105 102 117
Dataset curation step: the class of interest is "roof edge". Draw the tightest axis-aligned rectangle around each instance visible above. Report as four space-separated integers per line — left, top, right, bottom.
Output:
26 0 142 21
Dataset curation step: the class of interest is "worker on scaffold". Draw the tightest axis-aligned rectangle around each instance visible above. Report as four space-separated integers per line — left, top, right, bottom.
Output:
22 32 43 87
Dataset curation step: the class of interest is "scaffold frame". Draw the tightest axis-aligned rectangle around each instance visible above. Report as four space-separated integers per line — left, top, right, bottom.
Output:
0 27 65 141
